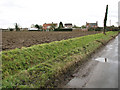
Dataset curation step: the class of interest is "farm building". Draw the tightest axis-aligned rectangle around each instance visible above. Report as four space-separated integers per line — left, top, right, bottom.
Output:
64 23 73 28
43 22 58 30
1 29 9 31
86 21 98 28
21 28 28 31
28 28 38 31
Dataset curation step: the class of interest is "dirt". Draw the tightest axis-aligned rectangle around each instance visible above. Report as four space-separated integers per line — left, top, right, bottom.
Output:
2 31 101 51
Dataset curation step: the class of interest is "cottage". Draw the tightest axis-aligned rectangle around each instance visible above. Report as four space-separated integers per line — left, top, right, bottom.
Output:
43 22 57 30
64 23 72 28
86 21 98 28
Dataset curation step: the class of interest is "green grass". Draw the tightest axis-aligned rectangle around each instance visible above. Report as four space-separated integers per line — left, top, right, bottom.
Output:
2 31 119 88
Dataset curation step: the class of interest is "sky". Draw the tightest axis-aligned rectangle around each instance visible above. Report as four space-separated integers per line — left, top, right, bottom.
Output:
0 0 119 28
118 1 120 26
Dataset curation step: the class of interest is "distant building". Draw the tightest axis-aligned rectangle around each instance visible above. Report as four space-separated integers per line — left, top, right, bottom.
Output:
43 22 58 30
21 28 28 31
2 29 9 31
64 23 73 28
28 28 38 31
86 21 98 28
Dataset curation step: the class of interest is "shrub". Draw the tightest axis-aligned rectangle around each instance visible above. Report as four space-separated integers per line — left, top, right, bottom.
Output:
54 28 72 31
9 28 14 31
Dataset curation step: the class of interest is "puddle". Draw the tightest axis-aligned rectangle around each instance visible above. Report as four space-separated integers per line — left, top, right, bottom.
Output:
94 57 118 64
94 58 107 62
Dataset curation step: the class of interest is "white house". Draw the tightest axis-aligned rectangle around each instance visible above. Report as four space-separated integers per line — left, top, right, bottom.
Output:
28 28 38 31
64 23 73 28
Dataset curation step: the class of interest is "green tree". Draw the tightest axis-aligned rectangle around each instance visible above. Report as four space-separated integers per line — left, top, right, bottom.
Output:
9 28 14 31
39 25 43 30
103 5 108 35
81 25 86 29
35 24 40 30
58 22 64 29
15 23 20 31
50 24 56 31
73 25 77 28
73 25 80 28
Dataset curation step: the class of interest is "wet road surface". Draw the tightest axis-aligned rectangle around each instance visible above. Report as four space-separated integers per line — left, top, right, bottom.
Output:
63 35 119 88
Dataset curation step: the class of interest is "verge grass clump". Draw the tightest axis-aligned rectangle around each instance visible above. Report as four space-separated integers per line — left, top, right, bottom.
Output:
2 31 119 88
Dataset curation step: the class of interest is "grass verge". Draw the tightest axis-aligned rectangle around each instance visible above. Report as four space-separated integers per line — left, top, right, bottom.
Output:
2 31 119 88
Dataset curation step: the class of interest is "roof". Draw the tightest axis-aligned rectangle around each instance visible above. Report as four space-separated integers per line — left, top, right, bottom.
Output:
28 28 38 30
88 23 97 26
43 23 57 26
86 22 98 26
64 23 72 26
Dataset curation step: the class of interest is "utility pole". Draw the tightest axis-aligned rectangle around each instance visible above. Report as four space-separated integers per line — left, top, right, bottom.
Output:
103 5 108 35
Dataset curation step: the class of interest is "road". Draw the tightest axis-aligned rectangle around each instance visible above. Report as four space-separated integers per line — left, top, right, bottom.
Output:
62 34 119 88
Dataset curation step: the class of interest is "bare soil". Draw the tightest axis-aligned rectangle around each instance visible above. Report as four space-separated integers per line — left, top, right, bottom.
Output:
2 31 101 51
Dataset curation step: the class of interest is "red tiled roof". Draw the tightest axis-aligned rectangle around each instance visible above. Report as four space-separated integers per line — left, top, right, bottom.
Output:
43 23 57 30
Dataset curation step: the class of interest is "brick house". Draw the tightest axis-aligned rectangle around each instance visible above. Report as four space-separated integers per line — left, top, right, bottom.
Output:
43 22 57 30
86 21 98 28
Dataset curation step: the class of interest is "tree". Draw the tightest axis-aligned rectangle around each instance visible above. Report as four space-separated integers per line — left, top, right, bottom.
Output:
8 28 14 31
35 24 40 30
50 24 56 31
58 22 64 29
15 23 20 31
119 26 120 29
81 25 86 29
39 25 43 30
73 25 77 28
103 5 108 35
73 25 80 28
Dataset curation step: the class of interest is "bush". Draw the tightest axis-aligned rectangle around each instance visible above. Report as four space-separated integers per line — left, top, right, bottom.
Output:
88 27 95 31
95 27 103 31
88 27 103 31
54 28 72 31
107 27 119 31
9 28 14 31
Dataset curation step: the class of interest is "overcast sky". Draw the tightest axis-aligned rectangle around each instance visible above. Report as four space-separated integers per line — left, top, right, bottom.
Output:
0 0 119 28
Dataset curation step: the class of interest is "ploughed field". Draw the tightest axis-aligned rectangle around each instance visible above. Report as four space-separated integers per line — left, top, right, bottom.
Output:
2 31 101 51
